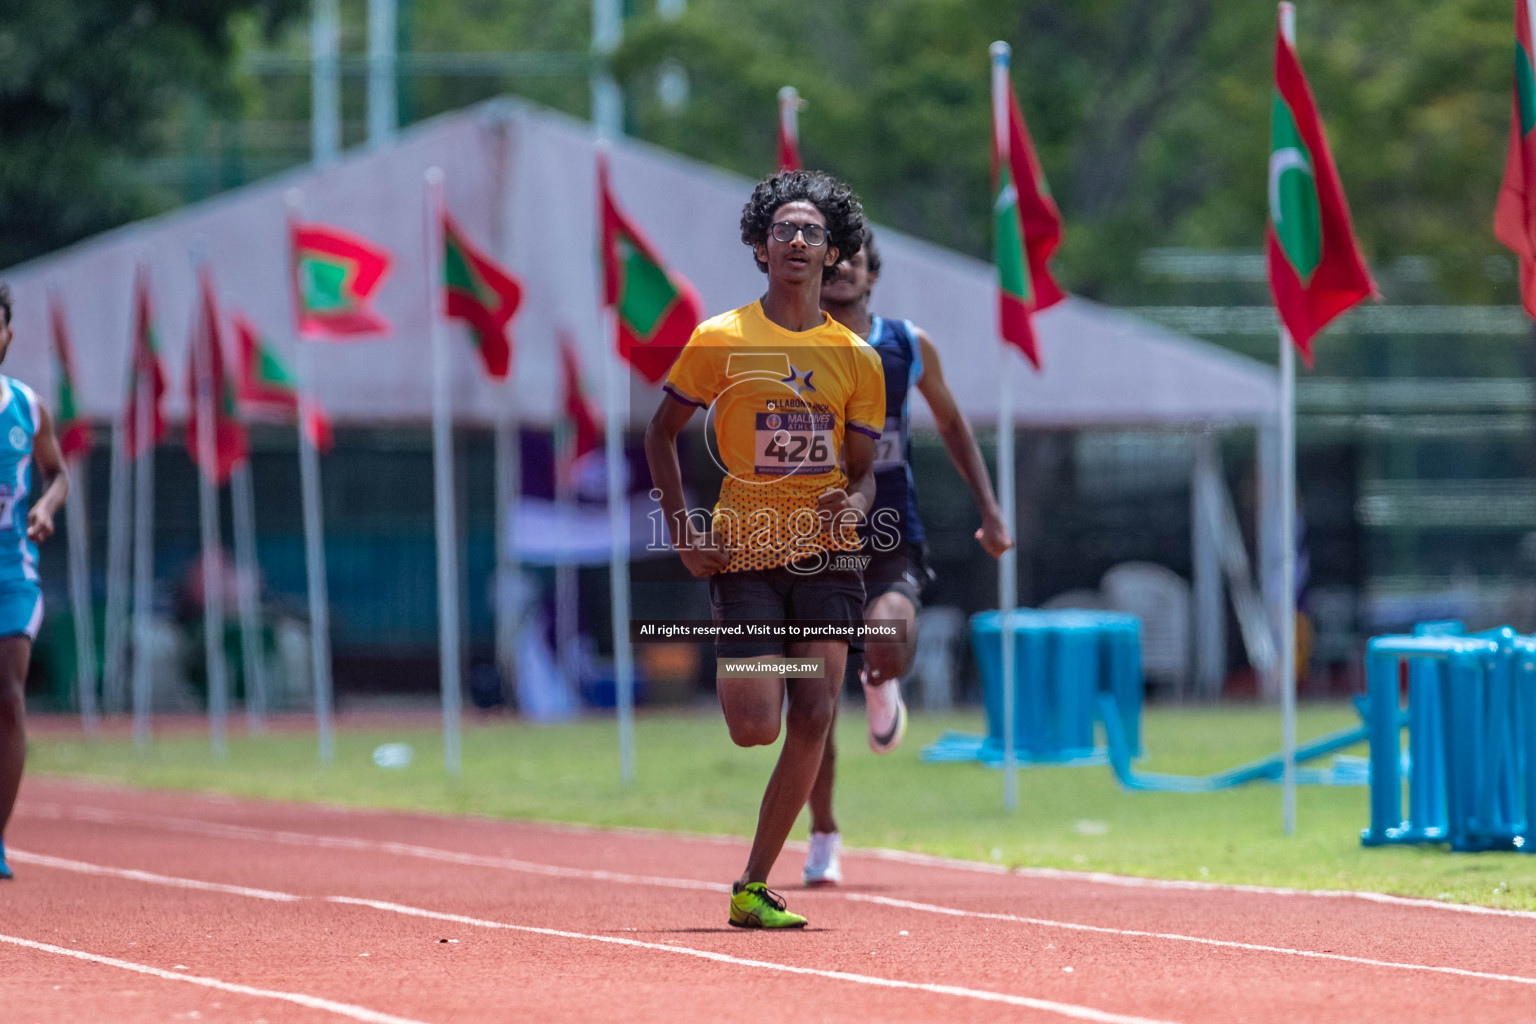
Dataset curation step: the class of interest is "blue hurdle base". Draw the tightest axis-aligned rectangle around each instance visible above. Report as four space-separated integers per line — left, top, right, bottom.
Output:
918 696 1371 791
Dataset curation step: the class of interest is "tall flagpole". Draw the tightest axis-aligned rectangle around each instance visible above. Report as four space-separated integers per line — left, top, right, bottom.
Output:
191 260 229 760
103 398 132 715
605 312 635 785
426 168 463 776
64 461 98 735
593 0 635 783
131 338 155 748
990 41 1019 812
1278 1 1299 837
493 112 521 702
231 459 269 731
288 189 335 765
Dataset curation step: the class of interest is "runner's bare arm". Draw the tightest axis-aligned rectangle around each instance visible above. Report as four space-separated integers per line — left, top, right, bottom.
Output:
25 402 69 544
913 329 1013 558
818 430 876 525
644 394 728 578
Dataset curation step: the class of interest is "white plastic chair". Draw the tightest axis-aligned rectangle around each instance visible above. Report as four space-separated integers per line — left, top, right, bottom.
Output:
1101 562 1191 699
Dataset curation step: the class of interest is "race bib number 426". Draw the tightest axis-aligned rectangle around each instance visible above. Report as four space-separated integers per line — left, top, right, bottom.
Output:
754 411 835 476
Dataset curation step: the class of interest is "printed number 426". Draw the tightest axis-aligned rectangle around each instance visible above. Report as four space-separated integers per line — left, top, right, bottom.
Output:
766 434 829 463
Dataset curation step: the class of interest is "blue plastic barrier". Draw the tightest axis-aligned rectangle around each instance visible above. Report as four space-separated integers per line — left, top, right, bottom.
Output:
923 607 1370 790
930 610 1142 765
1359 626 1536 851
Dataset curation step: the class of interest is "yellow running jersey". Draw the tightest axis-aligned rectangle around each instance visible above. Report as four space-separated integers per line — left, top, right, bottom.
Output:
664 301 885 573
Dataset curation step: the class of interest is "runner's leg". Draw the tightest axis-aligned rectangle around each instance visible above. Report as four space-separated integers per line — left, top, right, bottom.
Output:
864 590 918 684
741 639 846 885
0 636 33 838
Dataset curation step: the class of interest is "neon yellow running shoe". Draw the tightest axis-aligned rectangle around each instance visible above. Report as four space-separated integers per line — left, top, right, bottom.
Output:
729 882 808 929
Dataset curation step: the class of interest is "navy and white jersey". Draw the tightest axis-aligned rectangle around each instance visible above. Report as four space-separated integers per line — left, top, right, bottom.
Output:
0 377 41 585
866 316 926 546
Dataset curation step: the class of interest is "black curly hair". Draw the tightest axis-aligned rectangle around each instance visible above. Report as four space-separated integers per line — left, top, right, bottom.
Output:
740 170 864 282
861 226 881 277
0 282 10 327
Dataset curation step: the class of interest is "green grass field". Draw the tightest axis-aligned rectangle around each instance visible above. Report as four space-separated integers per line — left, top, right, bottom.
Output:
28 702 1536 910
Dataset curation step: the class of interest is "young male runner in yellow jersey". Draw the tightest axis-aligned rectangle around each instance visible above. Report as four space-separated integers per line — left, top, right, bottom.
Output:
801 229 1014 886
644 171 883 928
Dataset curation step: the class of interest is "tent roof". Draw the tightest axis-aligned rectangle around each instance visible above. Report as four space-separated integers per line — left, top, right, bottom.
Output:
1 99 1275 430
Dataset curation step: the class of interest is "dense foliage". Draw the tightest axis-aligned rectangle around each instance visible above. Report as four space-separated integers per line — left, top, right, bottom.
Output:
1 0 1522 305
0 0 297 268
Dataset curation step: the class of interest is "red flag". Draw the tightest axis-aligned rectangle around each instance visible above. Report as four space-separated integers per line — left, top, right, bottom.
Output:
1265 14 1376 364
559 333 603 462
48 292 93 460
991 51 1065 368
442 210 523 381
184 269 249 484
599 153 704 384
122 268 167 460
1497 0 1536 319
777 86 802 172
290 221 393 339
233 312 335 454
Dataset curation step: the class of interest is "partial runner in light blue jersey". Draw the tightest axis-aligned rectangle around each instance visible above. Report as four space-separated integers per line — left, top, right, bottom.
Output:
0 281 72 881
801 228 1014 887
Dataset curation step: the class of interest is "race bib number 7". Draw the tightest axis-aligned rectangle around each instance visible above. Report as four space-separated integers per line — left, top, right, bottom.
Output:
873 415 904 470
755 411 836 476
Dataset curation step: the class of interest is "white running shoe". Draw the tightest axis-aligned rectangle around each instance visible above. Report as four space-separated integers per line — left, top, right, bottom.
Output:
863 672 908 754
803 831 843 887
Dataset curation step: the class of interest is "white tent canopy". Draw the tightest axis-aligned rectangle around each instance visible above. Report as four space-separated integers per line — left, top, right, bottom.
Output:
1 98 1276 430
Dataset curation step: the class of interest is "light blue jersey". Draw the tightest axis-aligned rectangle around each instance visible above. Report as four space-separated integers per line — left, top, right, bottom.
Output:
0 377 40 590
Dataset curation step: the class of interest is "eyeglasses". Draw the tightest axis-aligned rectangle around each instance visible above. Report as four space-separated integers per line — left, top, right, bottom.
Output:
769 221 828 246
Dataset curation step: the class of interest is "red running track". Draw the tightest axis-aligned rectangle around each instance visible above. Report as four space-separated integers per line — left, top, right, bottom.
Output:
4 777 1536 1024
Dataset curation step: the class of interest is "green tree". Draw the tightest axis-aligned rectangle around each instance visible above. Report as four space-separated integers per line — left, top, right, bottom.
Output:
0 0 299 269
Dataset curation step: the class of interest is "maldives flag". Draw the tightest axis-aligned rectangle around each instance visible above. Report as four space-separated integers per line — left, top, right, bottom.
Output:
233 312 335 454
777 86 802 172
1265 14 1375 364
184 269 249 484
599 153 704 384
559 333 603 462
122 268 167 460
442 211 522 381
1496 0 1536 319
290 221 393 338
992 54 1065 369
48 292 93 460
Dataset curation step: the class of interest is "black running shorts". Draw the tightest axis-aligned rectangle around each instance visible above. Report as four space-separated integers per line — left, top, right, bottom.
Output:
708 556 866 659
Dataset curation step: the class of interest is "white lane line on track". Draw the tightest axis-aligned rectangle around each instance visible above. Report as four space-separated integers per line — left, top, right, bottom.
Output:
326 895 1182 1024
25 798 1536 922
0 932 429 1024
0 847 1183 1024
7 850 300 901
844 894 1536 987
19 845 1536 994
856 847 1536 921
24 804 727 893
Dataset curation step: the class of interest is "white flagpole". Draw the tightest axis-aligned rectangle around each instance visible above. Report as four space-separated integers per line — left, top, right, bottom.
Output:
990 40 1019 812
103 395 132 715
605 316 635 784
493 117 521 703
554 422 578 699
191 262 230 759
131 341 155 748
493 386 520 697
230 459 268 731
64 459 98 735
593 1 634 783
1278 1 1299 837
426 168 463 776
288 188 335 765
